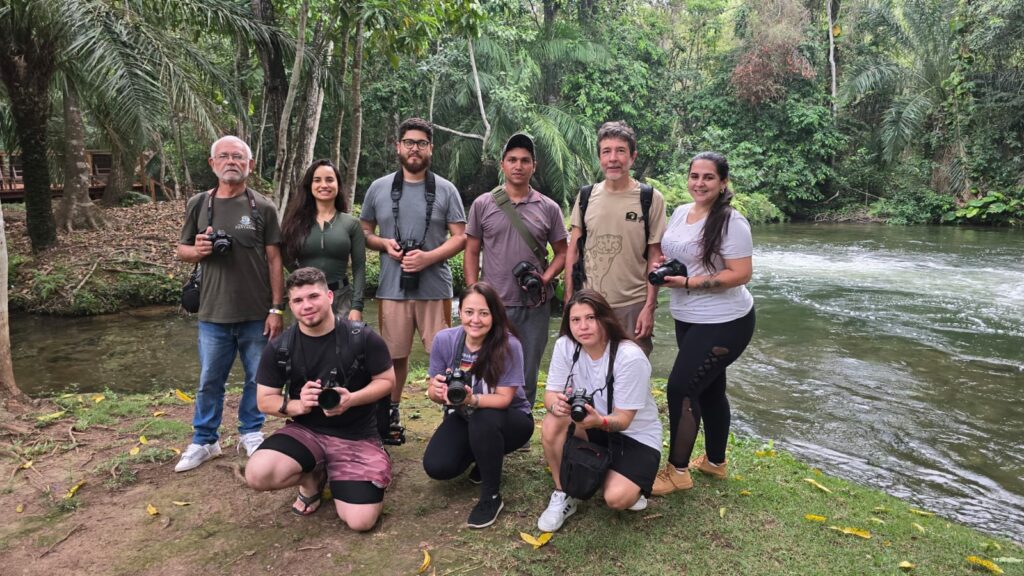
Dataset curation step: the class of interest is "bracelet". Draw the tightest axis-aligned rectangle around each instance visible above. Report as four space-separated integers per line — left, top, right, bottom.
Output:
684 276 690 290
268 308 284 315
601 416 609 431
279 396 288 416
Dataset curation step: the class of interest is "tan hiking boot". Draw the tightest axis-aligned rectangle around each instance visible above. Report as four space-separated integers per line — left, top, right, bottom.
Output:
651 464 693 496
689 454 728 480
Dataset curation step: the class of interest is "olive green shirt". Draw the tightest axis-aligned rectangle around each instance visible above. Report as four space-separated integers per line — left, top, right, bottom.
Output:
291 212 366 312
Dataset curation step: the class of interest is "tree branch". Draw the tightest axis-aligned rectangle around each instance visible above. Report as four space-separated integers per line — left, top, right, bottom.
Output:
467 37 491 148
432 124 484 141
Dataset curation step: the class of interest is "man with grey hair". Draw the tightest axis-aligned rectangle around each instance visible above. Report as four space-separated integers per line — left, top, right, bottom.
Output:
174 135 285 472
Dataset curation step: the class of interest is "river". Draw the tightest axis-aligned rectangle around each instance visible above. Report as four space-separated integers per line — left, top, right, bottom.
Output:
11 223 1024 540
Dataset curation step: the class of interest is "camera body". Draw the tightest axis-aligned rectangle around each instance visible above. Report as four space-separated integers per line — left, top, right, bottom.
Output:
512 260 544 302
648 259 688 285
444 369 469 405
207 229 233 256
399 239 423 291
566 387 595 423
317 369 344 410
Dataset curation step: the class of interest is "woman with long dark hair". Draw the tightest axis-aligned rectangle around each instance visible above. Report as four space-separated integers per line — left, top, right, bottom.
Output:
422 282 533 529
536 289 662 532
280 159 365 319
651 151 756 496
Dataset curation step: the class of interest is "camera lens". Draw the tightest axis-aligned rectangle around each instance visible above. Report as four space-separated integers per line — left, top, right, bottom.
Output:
446 370 468 405
318 388 341 410
570 400 588 422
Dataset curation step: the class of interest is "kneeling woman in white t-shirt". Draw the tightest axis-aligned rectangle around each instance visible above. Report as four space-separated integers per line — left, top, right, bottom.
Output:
537 289 662 532
422 282 533 529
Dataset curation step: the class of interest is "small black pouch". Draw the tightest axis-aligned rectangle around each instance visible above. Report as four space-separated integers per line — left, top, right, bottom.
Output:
559 423 611 500
181 264 201 313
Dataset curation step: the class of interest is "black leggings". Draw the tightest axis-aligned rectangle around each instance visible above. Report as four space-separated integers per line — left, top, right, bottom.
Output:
666 308 755 469
422 408 534 498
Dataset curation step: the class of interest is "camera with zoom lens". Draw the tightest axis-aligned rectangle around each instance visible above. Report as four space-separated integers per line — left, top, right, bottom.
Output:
648 258 688 286
512 261 544 302
318 369 344 410
399 239 423 291
566 387 595 423
444 369 469 405
207 229 234 256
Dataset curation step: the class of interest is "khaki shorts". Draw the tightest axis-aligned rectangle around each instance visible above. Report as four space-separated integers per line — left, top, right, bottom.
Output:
613 301 653 356
378 298 451 359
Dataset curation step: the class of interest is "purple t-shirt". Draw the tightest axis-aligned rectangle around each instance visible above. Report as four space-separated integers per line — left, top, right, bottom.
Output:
466 187 567 307
428 326 532 415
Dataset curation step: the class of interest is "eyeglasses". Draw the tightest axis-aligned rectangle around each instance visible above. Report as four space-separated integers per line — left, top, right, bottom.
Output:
400 139 431 150
215 153 247 162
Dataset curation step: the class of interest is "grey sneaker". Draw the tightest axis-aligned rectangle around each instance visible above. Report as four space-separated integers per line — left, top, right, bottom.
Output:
174 442 222 472
537 490 577 532
237 432 265 457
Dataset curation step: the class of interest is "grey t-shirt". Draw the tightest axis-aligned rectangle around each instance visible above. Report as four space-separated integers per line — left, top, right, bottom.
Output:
180 189 282 323
360 172 466 300
545 336 662 451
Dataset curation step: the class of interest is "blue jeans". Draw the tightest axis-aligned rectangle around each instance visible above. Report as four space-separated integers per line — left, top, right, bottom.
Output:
192 320 267 445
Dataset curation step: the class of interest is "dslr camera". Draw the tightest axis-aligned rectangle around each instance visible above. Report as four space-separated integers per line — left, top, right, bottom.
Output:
208 229 233 256
648 259 688 286
512 261 544 302
444 369 469 405
566 387 595 423
399 239 423 291
317 369 344 410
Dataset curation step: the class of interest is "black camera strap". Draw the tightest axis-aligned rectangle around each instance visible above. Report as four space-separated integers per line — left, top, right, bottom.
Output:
390 170 437 247
203 187 263 248
566 340 617 409
490 185 547 264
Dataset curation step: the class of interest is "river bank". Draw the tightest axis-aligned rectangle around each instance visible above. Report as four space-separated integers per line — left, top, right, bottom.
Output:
0 387 1020 575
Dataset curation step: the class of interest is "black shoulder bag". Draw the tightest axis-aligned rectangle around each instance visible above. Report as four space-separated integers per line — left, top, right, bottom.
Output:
559 340 619 500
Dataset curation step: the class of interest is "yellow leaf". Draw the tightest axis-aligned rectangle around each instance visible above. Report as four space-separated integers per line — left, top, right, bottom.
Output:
832 24 842 38
36 410 66 422
829 526 871 539
983 542 1003 552
19 460 33 470
129 446 140 456
152 411 165 417
534 532 553 549
171 448 181 455
139 436 149 444
732 474 745 481
171 501 193 506
898 560 915 571
92 394 104 403
909 508 934 517
739 490 752 496
64 480 85 499
804 514 827 522
966 556 1004 574
754 449 776 458
719 507 727 518
803 478 833 494
912 522 926 533
520 532 541 547
146 503 159 516
869 517 886 525
174 389 195 404
15 504 24 513
417 549 431 574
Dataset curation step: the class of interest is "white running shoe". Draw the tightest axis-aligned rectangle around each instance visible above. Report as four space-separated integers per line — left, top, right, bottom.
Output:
174 442 222 472
537 490 577 532
627 495 648 511
237 432 265 457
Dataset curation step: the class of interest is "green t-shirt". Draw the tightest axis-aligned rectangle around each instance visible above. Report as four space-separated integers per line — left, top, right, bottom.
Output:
180 189 282 323
291 212 366 312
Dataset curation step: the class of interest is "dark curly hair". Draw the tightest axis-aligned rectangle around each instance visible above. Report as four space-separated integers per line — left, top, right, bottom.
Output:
280 159 348 267
689 151 735 273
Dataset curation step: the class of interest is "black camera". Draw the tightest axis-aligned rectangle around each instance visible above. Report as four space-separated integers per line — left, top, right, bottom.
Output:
512 261 544 302
399 239 423 291
444 369 469 405
318 369 344 410
648 259 688 285
566 387 594 423
207 229 233 256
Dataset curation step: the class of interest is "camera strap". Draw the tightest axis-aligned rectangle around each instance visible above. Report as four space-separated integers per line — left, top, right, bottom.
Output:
390 171 437 247
490 185 547 264
566 340 617 410
204 188 262 240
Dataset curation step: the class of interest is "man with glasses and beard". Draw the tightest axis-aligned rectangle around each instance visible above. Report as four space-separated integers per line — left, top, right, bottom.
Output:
360 118 467 433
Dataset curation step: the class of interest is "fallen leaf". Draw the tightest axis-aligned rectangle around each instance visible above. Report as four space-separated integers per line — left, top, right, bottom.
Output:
909 508 934 517
804 514 827 523
19 460 33 470
171 448 181 455
519 532 554 549
146 503 159 516
129 446 140 456
36 411 66 422
15 504 24 513
966 556 1004 574
152 411 165 417
64 480 86 499
719 507 727 518
898 560 915 571
534 532 553 548
803 478 833 494
174 389 195 404
417 549 431 574
993 558 1022 564
869 517 886 525
171 501 193 506
739 490 752 496
982 542 1003 552
139 435 149 444
754 449 776 458
92 394 105 403
732 474 745 481
912 522 926 533
829 526 871 539
874 506 890 513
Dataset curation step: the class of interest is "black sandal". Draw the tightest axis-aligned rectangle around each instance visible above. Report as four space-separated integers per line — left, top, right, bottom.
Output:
291 475 327 516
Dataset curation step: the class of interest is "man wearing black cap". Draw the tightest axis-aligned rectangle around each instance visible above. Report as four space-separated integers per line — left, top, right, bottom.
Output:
465 133 568 408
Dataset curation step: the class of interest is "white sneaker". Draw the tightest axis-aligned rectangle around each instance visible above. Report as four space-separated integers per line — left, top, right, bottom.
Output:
237 432 265 457
174 442 222 472
537 490 577 532
627 495 648 511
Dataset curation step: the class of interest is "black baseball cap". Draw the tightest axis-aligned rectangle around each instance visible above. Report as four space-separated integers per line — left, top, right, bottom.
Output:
502 133 535 160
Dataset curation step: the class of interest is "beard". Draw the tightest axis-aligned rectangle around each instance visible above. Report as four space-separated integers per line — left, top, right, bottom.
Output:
215 166 250 184
399 150 431 174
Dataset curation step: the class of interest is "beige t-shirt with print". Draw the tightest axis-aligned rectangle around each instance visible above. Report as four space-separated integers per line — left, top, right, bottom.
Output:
570 180 667 308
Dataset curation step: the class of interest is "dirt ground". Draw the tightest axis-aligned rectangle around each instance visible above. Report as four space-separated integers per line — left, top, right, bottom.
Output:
0 383 546 576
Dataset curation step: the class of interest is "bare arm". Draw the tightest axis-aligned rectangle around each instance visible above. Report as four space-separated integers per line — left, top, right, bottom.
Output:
264 244 284 338
360 219 402 261
634 242 663 339
464 234 481 286
563 226 582 302
662 256 752 291
400 221 467 273
542 238 568 285
176 226 214 263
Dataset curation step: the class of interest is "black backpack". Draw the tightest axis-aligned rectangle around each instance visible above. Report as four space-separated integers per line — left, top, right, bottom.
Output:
571 183 654 289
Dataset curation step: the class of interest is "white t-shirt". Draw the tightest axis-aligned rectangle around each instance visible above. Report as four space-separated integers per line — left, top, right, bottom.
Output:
661 204 754 323
545 336 662 451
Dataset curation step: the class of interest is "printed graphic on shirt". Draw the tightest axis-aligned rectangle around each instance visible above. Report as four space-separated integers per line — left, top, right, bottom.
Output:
585 234 623 295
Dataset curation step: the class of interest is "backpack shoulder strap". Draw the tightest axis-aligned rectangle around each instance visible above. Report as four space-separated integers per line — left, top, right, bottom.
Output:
274 324 300 401
606 340 619 412
334 317 368 388
639 183 654 260
571 185 595 288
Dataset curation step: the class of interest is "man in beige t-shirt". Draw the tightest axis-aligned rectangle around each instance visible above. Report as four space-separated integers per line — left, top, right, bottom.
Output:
565 121 666 355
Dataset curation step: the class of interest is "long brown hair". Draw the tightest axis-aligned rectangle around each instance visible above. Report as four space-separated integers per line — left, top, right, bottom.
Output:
460 282 517 390
559 289 632 347
280 160 349 267
690 151 735 273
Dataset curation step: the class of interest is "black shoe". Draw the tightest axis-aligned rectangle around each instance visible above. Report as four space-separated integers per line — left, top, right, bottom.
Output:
467 494 503 529
468 465 481 485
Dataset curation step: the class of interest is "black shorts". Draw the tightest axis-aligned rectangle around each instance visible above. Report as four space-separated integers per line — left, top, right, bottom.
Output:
585 429 661 496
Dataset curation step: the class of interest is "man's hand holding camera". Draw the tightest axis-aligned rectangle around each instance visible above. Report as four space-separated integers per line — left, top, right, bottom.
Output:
192 226 215 260
400 246 434 273
295 379 352 417
384 238 405 262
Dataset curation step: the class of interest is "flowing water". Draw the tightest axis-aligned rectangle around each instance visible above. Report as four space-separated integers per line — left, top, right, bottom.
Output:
11 224 1023 539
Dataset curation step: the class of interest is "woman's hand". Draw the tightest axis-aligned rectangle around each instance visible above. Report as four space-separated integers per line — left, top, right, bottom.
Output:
347 309 363 322
427 374 448 404
577 403 605 430
547 392 571 418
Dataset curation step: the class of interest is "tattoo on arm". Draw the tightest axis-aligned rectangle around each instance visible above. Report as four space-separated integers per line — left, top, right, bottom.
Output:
699 272 723 290
606 417 625 433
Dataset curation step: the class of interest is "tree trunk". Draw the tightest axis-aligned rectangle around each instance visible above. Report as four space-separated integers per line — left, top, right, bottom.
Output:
174 117 194 195
1 76 56 251
0 203 30 407
343 18 364 211
272 0 310 208
235 40 251 142
331 31 351 169
826 0 838 115
58 85 105 232
102 145 132 205
252 0 289 170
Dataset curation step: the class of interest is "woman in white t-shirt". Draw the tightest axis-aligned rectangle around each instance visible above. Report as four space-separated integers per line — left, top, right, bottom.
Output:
650 151 756 497
536 289 662 532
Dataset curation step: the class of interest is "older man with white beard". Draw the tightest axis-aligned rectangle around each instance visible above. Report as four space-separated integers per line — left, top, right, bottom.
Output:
174 135 284 472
